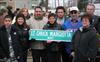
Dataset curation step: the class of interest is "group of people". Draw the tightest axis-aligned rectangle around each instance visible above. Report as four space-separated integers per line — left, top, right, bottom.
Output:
0 3 100 62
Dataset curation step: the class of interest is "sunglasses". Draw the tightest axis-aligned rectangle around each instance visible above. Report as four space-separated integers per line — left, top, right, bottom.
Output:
70 11 77 14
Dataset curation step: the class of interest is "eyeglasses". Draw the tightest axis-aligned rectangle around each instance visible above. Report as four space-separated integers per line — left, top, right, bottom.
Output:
70 11 77 14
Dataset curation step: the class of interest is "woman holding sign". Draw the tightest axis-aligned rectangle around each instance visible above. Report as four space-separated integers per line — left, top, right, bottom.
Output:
72 14 98 62
43 13 63 62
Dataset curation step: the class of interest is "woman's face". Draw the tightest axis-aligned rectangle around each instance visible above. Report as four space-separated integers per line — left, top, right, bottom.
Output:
82 18 90 28
45 12 49 18
48 16 55 24
17 17 24 25
22 9 28 17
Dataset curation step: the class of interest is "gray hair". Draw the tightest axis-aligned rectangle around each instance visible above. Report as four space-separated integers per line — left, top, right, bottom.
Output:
87 3 95 8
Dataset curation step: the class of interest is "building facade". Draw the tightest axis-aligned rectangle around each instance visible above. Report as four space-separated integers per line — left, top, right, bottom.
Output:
0 0 7 9
0 0 41 10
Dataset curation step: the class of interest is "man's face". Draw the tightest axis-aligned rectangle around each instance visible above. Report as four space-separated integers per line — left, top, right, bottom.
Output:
34 8 42 17
4 18 12 28
86 5 95 15
57 9 64 18
70 10 79 20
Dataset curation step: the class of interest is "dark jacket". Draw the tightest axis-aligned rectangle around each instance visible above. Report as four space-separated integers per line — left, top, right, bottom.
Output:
0 25 21 59
90 15 100 33
11 24 30 50
43 21 63 30
72 26 98 62
43 21 63 52
95 17 100 34
0 16 4 26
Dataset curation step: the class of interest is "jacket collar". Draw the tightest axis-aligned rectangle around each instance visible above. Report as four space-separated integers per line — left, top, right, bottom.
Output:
0 25 6 31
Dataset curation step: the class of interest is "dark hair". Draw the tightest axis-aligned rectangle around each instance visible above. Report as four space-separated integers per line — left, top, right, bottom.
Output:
15 14 29 28
15 14 25 21
81 14 92 21
16 8 20 11
34 6 42 11
47 13 57 26
7 6 12 10
4 15 13 20
48 13 56 19
56 6 65 13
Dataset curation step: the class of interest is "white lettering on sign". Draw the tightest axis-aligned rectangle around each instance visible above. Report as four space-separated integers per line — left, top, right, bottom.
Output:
36 31 48 36
49 31 66 37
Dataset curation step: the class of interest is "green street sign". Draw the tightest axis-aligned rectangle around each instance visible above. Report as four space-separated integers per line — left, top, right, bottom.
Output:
29 29 74 42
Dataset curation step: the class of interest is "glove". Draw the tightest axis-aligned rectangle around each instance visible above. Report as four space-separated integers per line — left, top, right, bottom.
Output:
70 52 75 57
30 39 36 42
47 40 53 43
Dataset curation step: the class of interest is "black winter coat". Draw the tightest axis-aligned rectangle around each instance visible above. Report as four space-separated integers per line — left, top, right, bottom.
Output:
11 24 30 51
89 15 100 33
0 25 21 59
72 27 98 62
43 22 63 52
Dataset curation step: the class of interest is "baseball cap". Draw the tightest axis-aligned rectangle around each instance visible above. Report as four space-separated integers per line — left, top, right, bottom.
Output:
69 7 79 12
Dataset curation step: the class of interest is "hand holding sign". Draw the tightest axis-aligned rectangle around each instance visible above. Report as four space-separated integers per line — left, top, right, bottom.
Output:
47 40 53 43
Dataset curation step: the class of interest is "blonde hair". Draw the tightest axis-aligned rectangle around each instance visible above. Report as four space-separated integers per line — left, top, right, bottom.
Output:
19 8 28 14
